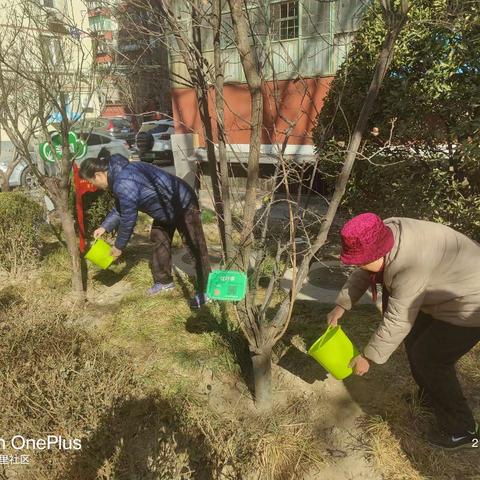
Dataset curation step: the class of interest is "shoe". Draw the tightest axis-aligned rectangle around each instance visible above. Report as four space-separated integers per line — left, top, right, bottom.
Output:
189 293 210 309
427 427 478 450
147 282 174 296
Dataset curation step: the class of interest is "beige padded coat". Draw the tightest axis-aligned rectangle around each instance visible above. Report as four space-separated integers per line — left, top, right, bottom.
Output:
335 217 480 364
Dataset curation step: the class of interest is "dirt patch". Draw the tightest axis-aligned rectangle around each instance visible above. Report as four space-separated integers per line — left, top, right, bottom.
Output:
194 355 381 480
87 279 132 307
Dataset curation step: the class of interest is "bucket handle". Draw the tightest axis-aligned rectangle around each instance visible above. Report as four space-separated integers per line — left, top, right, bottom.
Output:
317 324 338 348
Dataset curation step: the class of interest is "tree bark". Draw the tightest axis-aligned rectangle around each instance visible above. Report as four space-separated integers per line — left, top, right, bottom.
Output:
213 0 234 263
163 0 228 258
0 149 21 192
0 175 9 192
57 204 84 299
251 347 272 409
228 0 263 273
227 0 267 407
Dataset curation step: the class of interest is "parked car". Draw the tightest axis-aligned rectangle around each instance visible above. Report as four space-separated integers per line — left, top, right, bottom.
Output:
0 131 131 190
135 119 175 164
81 117 137 146
75 130 132 162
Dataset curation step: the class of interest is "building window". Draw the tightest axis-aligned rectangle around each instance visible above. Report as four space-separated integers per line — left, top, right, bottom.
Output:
89 15 112 32
40 35 62 65
87 0 106 8
43 0 55 8
271 1 299 40
302 0 330 38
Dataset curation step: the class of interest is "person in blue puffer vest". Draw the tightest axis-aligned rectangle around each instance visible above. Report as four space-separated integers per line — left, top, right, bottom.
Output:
79 148 211 308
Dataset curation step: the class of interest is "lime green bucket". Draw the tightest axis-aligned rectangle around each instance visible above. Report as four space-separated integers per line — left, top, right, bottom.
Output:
84 239 114 269
206 270 247 301
307 326 359 380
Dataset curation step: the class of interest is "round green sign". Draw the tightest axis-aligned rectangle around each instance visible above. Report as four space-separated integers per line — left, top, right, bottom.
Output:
74 140 87 160
39 131 87 163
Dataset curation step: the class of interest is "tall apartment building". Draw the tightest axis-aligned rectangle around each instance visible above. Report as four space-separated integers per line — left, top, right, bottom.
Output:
85 0 171 117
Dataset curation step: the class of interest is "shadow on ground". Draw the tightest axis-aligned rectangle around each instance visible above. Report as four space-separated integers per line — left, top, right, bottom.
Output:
64 396 236 480
175 273 255 398
92 235 152 285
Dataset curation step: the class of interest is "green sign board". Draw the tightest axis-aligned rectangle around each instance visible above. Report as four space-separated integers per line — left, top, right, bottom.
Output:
206 270 248 301
39 131 87 163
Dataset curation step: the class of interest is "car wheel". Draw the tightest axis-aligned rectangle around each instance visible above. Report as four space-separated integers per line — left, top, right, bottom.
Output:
20 165 40 190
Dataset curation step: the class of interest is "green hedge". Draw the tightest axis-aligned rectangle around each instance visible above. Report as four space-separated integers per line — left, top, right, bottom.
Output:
313 0 480 239
336 153 480 239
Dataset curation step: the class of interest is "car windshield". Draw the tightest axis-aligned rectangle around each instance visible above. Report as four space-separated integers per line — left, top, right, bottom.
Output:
149 124 172 134
111 119 131 129
78 132 109 145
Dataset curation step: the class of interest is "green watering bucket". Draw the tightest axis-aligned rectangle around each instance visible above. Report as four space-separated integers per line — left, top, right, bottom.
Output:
307 326 359 380
84 239 114 270
206 270 247 301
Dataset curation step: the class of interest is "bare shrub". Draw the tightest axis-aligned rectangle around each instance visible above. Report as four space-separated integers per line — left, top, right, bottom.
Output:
0 288 231 479
0 192 44 276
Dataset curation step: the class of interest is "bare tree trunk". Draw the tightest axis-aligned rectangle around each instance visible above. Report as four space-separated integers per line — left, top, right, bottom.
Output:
0 175 8 192
52 136 84 300
57 203 84 298
191 0 227 256
162 0 228 257
251 346 272 408
228 0 267 408
228 0 263 273
0 150 21 192
213 0 234 263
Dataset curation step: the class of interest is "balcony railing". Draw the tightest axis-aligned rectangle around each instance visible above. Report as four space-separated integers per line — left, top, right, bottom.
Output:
118 42 142 52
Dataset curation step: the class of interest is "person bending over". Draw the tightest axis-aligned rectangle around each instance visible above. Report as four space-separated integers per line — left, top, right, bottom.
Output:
79 148 211 308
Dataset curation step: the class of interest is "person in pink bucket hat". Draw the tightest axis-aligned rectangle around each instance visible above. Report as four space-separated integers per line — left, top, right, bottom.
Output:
327 213 480 450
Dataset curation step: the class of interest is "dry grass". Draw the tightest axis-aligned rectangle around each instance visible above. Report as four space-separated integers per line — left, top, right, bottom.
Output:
180 395 327 480
38 244 73 292
0 282 237 480
89 258 330 479
254 400 326 480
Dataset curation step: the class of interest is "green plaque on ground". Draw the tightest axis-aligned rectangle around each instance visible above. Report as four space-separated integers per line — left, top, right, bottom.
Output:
206 270 247 301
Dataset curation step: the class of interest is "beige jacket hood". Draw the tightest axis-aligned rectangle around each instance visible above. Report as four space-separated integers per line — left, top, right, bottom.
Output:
335 217 480 364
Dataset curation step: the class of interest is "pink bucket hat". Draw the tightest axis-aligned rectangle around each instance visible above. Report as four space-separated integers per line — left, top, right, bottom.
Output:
340 213 394 265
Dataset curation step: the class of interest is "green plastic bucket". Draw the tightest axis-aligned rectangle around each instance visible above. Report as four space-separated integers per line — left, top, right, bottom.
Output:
307 326 359 380
84 239 114 269
206 270 247 301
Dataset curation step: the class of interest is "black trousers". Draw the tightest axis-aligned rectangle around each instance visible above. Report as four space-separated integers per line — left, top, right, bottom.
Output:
149 205 211 292
404 312 480 435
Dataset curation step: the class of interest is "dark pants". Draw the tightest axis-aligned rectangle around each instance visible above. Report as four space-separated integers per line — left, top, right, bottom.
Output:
404 312 480 435
149 205 211 292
